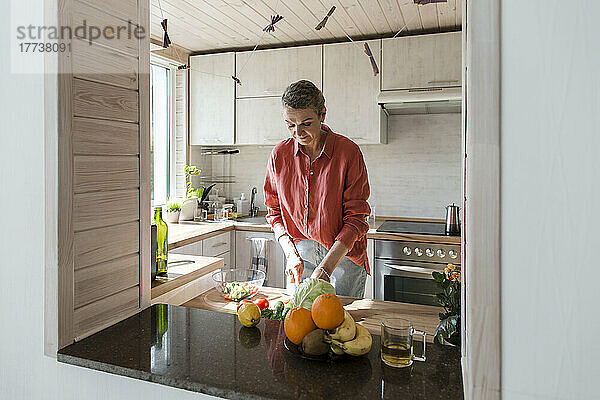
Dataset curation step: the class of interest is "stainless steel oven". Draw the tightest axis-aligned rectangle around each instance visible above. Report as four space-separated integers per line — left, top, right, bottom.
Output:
374 240 461 306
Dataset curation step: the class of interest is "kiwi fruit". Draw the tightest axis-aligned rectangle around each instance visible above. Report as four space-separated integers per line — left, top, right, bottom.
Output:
301 329 330 356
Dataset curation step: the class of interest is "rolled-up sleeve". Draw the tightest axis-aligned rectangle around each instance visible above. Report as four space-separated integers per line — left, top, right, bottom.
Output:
335 150 371 250
263 152 288 241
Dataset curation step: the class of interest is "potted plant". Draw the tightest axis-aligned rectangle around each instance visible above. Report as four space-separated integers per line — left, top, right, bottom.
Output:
432 264 461 347
181 165 203 220
164 198 182 223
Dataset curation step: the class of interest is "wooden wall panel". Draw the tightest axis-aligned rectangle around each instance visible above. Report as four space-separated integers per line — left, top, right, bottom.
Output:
73 189 139 231
57 0 152 348
74 253 139 308
73 78 139 123
74 155 139 193
73 286 139 336
72 38 138 90
72 0 139 56
74 221 139 269
77 0 137 24
73 117 139 156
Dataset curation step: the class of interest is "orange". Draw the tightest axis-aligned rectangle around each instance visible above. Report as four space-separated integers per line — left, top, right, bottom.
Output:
284 307 317 345
311 293 345 330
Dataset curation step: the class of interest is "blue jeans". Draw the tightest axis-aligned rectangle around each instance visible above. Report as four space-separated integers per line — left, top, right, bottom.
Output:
296 239 367 298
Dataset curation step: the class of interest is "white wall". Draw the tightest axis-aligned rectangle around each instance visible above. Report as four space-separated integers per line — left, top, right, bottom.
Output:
0 1 215 398
501 1 600 399
191 113 462 219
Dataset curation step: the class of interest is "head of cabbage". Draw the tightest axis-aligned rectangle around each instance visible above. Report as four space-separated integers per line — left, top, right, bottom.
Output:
290 278 336 311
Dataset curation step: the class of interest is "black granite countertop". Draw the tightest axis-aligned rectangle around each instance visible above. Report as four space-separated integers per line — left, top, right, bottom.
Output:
58 305 463 399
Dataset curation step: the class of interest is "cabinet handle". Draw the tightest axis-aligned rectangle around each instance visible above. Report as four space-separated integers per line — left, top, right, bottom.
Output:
201 137 223 143
211 242 228 247
246 238 273 242
384 263 437 275
427 80 460 85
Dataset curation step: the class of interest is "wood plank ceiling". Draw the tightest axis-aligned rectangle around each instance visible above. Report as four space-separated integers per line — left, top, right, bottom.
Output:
150 0 461 53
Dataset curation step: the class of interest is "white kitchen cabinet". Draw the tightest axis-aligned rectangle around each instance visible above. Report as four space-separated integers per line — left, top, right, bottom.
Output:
170 232 233 270
189 52 235 145
364 239 374 299
323 40 386 144
202 231 232 257
221 251 231 270
169 241 202 256
382 32 461 90
235 97 289 145
235 45 322 98
235 231 285 288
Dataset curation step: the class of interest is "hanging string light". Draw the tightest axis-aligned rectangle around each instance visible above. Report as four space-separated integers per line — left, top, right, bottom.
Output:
263 14 284 33
234 0 283 84
156 0 171 49
363 43 379 76
160 19 171 48
315 6 336 31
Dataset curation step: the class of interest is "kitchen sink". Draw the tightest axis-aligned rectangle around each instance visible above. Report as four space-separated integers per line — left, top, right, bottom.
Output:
233 215 267 224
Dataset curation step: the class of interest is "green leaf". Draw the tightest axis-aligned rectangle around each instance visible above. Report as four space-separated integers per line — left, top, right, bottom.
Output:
432 271 444 282
434 315 460 346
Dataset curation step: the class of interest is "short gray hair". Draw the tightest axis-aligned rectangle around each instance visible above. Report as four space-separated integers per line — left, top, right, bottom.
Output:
281 80 325 117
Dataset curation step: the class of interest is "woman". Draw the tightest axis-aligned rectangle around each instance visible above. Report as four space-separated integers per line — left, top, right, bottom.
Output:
263 80 371 297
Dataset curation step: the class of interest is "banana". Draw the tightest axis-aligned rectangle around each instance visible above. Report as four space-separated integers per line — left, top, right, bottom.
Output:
324 310 356 342
331 323 372 356
330 342 345 355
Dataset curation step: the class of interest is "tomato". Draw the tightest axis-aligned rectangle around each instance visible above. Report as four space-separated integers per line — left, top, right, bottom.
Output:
255 298 269 311
236 299 253 311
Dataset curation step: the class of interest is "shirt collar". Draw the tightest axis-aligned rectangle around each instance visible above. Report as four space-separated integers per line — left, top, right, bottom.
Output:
294 123 335 159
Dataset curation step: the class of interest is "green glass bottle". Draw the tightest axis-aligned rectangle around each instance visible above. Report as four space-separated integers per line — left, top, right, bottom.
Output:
153 207 168 276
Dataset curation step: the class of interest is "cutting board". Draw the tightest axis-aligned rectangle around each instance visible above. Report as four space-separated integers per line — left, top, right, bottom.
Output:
184 287 442 342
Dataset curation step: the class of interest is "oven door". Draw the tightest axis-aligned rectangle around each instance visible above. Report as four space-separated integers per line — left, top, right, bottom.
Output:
374 258 445 306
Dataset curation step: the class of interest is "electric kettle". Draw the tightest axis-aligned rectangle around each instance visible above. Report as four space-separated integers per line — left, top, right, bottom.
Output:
445 203 461 235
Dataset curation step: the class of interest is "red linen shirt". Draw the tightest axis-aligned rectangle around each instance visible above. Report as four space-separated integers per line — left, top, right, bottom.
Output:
263 124 371 274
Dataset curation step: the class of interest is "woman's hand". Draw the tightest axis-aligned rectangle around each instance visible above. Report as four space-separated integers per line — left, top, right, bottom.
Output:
311 265 332 282
285 254 304 284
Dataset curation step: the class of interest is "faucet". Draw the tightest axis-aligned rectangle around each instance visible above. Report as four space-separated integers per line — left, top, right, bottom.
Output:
250 187 259 217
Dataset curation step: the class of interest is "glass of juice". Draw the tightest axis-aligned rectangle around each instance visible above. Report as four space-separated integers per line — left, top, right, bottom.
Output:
381 318 426 368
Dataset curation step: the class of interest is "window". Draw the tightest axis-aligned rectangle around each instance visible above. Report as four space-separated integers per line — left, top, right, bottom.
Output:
150 60 175 206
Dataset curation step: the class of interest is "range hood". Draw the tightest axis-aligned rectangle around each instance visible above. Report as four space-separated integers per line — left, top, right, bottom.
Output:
377 87 462 115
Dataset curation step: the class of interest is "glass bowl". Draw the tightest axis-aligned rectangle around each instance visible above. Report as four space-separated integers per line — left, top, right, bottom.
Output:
211 269 265 301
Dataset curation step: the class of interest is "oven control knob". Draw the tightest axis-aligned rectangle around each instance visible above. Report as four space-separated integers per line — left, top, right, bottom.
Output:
437 249 446 258
449 250 458 259
414 247 423 256
425 248 434 257
403 246 412 255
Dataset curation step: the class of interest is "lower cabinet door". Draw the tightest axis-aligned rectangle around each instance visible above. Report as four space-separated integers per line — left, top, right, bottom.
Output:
220 251 231 270
235 231 285 288
364 239 375 299
169 241 202 255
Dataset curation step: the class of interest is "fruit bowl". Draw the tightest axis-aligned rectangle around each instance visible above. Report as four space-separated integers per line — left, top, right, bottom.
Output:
211 269 265 301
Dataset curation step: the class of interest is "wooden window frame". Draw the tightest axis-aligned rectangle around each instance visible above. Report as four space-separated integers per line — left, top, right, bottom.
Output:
462 0 501 398
150 55 178 205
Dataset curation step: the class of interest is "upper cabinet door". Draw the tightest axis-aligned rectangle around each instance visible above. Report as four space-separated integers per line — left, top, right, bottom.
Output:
323 40 385 144
190 53 235 145
382 32 461 90
236 97 288 145
235 45 322 98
